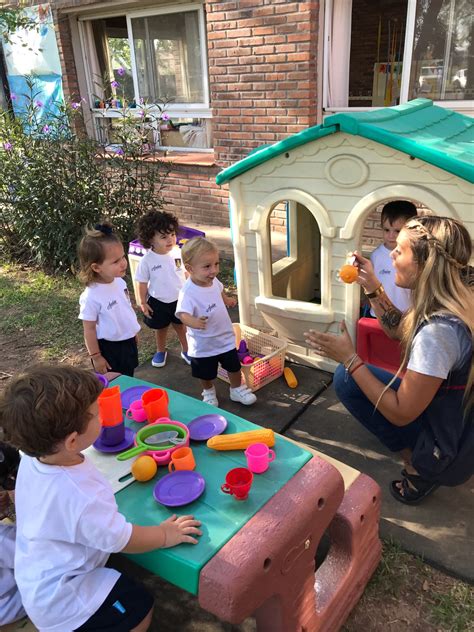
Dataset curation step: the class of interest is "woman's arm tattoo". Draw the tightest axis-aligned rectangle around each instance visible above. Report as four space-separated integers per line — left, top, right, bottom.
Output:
374 293 403 334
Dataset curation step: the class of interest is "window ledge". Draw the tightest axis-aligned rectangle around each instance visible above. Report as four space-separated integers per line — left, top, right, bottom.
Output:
255 296 334 322
158 151 216 167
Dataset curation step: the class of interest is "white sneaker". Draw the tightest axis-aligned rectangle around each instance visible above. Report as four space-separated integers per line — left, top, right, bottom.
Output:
230 385 257 406
202 387 219 407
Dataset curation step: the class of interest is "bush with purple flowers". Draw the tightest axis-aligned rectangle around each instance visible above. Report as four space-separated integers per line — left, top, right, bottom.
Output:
0 78 170 272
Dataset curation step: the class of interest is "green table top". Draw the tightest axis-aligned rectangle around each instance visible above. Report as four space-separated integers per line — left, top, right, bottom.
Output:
113 375 312 594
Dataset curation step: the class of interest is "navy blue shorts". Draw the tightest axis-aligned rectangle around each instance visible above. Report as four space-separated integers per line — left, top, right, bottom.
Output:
144 296 182 330
191 348 241 381
98 337 138 377
74 573 153 631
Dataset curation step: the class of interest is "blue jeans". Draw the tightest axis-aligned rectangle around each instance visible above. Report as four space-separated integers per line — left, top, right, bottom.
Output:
333 363 423 453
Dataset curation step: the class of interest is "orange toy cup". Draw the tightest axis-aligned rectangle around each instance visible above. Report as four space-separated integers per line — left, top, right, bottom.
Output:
339 264 358 284
98 386 122 427
141 388 169 423
168 447 196 472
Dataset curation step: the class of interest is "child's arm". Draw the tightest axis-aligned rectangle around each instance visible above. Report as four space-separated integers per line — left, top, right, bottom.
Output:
138 282 153 317
178 312 208 330
83 320 111 373
122 514 202 553
222 291 237 308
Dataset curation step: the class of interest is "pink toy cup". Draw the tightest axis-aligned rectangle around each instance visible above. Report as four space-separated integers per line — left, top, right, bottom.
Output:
245 442 276 474
125 400 147 423
99 420 125 446
141 388 169 423
221 467 253 500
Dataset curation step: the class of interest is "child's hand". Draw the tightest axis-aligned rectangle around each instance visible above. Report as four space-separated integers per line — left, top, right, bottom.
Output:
92 354 111 374
161 514 202 548
192 316 208 330
141 303 153 318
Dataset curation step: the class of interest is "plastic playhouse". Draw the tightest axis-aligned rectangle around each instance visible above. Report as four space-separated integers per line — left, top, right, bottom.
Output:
216 99 474 372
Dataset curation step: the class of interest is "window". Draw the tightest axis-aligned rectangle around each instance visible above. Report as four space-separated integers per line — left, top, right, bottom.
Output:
323 0 472 113
79 4 211 151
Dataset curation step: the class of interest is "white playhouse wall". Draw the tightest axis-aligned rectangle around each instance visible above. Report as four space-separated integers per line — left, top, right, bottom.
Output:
229 132 474 372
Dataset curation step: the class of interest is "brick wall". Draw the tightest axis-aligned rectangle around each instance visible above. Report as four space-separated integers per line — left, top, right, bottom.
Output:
206 0 319 165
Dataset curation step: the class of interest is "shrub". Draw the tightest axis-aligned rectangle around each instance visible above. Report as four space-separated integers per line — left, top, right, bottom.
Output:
0 77 170 272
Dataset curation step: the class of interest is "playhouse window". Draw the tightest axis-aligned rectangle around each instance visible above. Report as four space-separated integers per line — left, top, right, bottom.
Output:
269 201 321 304
323 0 472 113
78 4 212 152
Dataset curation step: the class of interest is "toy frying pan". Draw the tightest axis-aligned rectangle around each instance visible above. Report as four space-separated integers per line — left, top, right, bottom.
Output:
116 420 189 464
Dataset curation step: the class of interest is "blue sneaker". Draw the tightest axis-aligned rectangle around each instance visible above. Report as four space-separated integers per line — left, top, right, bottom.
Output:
151 351 167 368
181 351 191 365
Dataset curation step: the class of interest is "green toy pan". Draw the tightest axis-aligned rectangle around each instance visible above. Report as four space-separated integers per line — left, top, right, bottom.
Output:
117 421 189 464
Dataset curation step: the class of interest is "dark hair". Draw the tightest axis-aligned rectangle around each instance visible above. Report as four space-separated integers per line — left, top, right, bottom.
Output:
137 210 179 249
381 200 417 226
0 442 20 491
0 365 103 458
77 221 122 285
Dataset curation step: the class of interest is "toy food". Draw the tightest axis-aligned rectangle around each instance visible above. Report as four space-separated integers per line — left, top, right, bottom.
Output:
283 367 298 388
207 428 275 451
131 455 158 482
339 264 358 284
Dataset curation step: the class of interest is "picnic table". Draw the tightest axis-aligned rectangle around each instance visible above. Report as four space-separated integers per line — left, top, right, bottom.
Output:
111 374 381 631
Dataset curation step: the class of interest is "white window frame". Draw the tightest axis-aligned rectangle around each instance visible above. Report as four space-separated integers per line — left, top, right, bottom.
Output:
78 3 212 152
322 0 473 116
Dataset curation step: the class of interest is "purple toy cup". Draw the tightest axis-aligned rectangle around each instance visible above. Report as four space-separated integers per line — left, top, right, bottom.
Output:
99 420 125 446
95 373 109 388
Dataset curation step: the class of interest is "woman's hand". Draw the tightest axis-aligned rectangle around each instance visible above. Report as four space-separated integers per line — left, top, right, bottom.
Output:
353 251 380 294
304 321 356 364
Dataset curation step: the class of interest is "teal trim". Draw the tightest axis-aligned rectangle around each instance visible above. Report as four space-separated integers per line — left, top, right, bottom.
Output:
216 99 474 185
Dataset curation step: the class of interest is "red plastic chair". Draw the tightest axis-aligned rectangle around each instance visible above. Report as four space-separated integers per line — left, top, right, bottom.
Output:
356 317 402 375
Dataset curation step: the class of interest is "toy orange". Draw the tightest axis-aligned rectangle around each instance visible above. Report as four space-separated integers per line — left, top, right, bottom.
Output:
339 264 358 284
131 455 157 482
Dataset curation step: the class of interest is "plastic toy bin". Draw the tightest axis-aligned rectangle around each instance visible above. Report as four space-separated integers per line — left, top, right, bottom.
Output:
218 324 287 392
128 225 205 305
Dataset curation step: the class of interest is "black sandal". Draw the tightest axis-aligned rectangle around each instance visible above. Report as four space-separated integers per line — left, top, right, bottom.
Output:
390 472 439 505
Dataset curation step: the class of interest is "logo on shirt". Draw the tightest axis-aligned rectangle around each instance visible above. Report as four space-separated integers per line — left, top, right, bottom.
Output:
206 303 217 313
175 258 182 269
378 269 392 275
107 300 118 310
151 264 162 272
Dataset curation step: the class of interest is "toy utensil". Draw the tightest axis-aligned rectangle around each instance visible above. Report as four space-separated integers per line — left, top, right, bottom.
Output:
145 430 185 445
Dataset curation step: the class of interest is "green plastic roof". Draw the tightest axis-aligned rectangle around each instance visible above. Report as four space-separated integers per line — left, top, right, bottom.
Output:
216 99 474 185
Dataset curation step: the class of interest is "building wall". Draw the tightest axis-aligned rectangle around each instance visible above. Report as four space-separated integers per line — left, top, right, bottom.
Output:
50 0 391 250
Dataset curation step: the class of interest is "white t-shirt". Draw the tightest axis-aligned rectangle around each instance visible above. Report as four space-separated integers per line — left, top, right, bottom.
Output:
79 277 140 341
175 277 236 357
370 244 412 316
14 455 133 632
134 247 185 303
0 523 26 625
407 318 471 379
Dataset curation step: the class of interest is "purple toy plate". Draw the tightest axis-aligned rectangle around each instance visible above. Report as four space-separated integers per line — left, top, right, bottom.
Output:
93 427 135 453
120 386 151 410
153 471 205 507
187 414 228 441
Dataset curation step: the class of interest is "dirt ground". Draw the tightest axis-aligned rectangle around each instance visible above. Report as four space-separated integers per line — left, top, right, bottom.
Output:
1 285 472 632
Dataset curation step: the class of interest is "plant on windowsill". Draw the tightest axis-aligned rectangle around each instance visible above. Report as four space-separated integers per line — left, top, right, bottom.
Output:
0 75 171 273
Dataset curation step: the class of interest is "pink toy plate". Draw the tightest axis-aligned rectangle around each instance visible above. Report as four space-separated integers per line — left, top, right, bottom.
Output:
153 471 205 507
93 427 135 453
187 414 228 441
121 386 150 410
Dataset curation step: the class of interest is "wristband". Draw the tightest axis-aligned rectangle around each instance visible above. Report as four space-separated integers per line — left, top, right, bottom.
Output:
350 361 365 376
364 284 385 299
344 353 359 382
89 352 101 357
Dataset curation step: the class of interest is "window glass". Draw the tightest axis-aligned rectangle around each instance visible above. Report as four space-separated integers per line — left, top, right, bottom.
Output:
409 0 472 101
131 11 204 104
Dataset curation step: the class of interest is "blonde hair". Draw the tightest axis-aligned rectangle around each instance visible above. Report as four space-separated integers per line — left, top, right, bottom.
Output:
181 237 218 267
77 222 121 285
400 216 473 409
